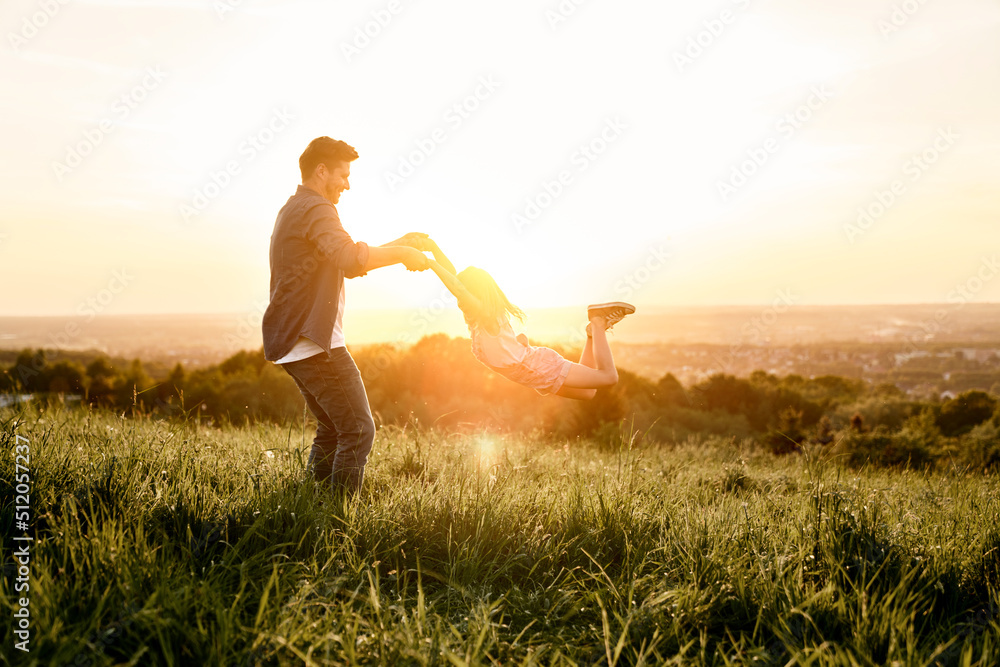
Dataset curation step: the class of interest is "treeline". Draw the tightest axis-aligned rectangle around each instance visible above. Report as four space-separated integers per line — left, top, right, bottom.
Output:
3 335 999 470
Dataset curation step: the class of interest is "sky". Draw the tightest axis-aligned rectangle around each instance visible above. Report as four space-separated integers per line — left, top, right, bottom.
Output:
2 0 999 321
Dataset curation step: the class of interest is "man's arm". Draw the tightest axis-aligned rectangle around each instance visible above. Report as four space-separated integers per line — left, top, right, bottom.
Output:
304 204 371 278
379 233 456 274
363 245 429 272
381 232 430 249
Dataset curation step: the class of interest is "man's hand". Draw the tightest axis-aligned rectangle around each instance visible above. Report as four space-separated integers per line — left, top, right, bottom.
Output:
388 232 431 251
401 247 430 272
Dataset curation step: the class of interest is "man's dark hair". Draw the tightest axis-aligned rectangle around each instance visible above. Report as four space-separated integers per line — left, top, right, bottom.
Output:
299 137 359 181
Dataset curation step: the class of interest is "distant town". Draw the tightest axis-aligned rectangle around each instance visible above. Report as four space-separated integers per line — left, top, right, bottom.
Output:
3 303 1000 399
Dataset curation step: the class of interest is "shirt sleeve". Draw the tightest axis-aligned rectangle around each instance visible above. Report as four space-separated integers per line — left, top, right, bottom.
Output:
303 203 369 278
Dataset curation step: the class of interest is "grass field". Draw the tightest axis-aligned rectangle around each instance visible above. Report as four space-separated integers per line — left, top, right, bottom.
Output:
1 403 999 666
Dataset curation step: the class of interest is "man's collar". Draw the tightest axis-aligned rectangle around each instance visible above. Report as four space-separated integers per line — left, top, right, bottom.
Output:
297 184 323 198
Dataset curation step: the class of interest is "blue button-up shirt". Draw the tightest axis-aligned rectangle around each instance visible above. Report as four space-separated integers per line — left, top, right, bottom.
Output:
262 185 369 361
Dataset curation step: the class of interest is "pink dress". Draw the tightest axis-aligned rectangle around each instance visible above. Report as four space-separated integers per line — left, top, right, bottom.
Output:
469 317 572 395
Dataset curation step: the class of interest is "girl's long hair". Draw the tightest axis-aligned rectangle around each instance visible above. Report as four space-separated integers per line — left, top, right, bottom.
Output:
457 267 525 327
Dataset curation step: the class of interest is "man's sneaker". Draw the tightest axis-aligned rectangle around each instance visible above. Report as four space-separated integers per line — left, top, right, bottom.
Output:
587 302 635 331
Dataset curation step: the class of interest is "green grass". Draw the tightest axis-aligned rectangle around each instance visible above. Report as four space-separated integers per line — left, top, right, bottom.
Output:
1 403 999 666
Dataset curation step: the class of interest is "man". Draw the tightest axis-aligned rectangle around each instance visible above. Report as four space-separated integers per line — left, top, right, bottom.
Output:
262 136 429 494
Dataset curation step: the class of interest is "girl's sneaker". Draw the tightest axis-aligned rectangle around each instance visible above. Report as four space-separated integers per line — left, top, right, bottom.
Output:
586 302 635 330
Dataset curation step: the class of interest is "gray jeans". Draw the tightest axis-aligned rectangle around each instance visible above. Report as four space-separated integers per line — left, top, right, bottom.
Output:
280 347 376 493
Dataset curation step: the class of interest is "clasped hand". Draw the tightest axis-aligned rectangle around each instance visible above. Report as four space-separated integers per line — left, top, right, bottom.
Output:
390 232 435 272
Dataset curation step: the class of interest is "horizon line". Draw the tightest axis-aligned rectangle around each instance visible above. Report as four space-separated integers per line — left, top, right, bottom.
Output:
3 302 1000 318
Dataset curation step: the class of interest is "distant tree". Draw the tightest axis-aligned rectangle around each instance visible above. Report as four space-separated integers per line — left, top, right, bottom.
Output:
569 382 628 438
114 359 152 410
655 373 689 407
780 374 806 389
691 373 821 432
256 362 303 423
875 383 906 399
0 367 13 392
749 370 781 387
813 415 834 446
937 390 997 437
156 363 186 407
765 406 805 455
46 360 85 394
85 357 119 406
615 370 656 406
850 413 865 432
764 387 823 430
148 363 185 418
11 349 47 392
809 375 866 404
692 374 762 419
219 348 267 376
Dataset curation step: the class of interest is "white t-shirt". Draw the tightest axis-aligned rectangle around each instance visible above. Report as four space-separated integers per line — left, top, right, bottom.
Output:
274 285 346 363
470 317 528 370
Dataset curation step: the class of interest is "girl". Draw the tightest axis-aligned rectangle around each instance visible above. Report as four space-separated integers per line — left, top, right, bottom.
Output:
422 240 634 400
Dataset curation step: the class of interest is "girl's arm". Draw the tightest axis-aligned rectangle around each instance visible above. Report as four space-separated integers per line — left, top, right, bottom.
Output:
428 259 484 320
426 239 457 276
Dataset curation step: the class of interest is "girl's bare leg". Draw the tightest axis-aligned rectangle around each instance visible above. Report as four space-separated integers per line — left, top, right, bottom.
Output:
557 315 618 397
556 327 598 399
587 318 617 381
578 329 595 368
